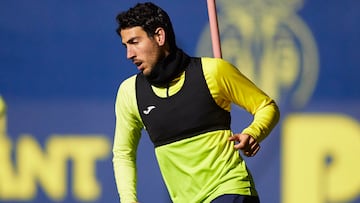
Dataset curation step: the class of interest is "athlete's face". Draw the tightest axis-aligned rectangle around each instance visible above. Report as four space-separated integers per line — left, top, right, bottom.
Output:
120 26 167 76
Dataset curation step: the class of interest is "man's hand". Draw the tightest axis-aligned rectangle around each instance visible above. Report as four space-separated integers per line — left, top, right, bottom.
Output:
229 133 260 157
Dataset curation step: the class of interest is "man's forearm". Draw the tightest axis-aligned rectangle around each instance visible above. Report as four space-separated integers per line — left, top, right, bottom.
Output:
113 149 139 203
242 100 280 142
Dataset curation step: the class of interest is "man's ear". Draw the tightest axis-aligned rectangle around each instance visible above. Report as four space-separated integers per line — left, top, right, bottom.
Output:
154 27 166 46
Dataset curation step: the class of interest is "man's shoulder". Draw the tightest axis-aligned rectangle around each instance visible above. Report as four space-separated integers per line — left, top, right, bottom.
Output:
120 74 137 88
116 74 138 96
200 57 232 67
199 57 235 76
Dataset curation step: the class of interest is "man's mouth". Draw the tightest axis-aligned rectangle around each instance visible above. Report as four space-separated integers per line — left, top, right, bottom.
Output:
134 61 143 70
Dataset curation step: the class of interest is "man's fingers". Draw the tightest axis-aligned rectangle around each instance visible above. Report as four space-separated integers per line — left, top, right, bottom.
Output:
231 134 249 150
234 142 246 150
228 135 239 141
252 145 260 155
229 134 261 156
244 144 260 157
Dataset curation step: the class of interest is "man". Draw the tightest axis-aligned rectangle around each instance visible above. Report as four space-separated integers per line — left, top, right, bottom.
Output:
112 2 280 203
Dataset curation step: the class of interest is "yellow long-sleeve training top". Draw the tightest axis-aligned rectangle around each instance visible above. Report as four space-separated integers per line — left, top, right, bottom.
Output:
113 57 280 203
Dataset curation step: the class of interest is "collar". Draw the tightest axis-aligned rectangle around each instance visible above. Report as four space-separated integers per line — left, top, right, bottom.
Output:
144 49 190 87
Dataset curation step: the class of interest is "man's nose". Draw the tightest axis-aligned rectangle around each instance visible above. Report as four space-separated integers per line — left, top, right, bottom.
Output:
127 47 135 60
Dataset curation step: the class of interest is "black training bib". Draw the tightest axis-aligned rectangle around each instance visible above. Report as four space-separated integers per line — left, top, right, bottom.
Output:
136 57 230 147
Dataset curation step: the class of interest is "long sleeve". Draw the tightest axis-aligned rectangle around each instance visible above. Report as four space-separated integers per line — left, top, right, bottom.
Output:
202 58 280 142
112 76 143 203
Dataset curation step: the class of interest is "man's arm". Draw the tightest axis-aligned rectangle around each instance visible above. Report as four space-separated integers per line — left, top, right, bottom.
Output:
203 58 280 152
112 76 143 203
229 97 279 157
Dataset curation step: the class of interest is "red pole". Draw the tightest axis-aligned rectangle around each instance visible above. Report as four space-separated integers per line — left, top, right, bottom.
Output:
206 0 222 58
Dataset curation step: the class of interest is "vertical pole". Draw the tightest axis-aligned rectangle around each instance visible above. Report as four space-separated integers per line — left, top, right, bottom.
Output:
206 0 222 58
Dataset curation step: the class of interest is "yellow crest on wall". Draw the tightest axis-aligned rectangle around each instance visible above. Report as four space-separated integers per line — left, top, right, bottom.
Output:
196 0 319 108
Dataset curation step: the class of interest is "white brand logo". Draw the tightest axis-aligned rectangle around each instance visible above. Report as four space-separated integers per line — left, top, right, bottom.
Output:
143 106 156 115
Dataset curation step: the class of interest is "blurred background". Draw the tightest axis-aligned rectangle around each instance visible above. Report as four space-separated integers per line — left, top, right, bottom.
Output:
0 0 359 203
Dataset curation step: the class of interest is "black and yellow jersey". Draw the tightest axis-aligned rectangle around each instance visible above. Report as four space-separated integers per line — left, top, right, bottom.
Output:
113 57 280 203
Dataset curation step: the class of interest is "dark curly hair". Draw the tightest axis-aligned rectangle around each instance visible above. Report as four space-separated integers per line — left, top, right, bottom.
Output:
116 2 177 51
